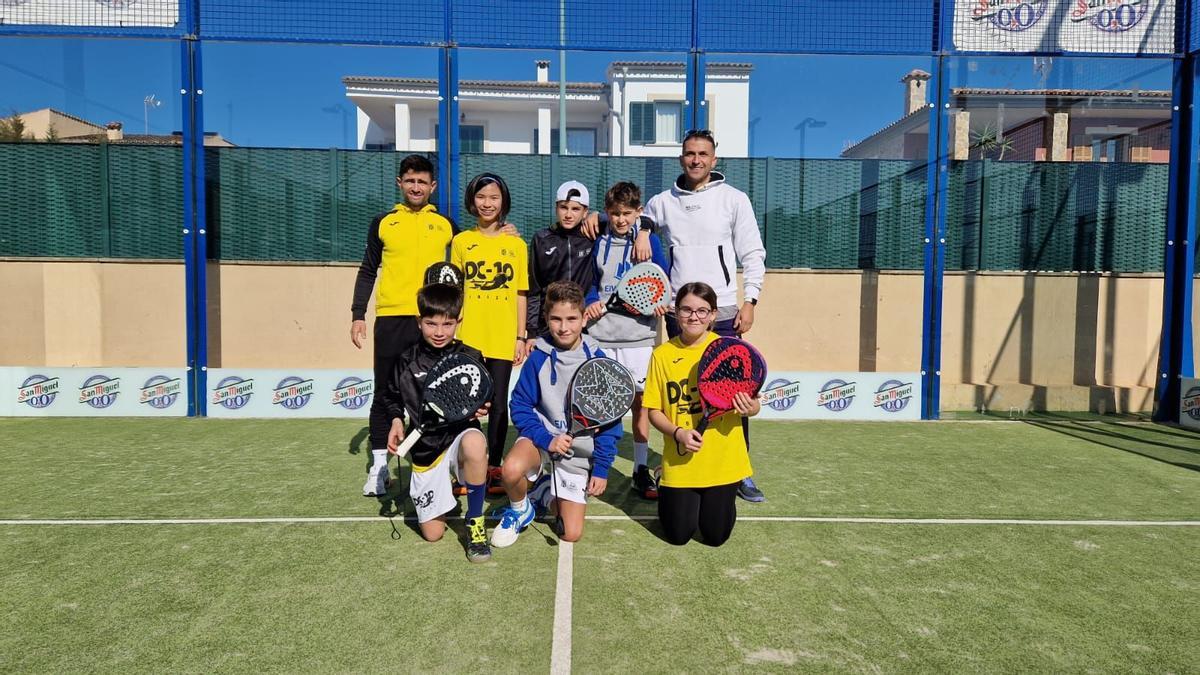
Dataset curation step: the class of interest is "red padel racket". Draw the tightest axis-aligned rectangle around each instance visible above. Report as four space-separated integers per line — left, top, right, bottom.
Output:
693 337 767 434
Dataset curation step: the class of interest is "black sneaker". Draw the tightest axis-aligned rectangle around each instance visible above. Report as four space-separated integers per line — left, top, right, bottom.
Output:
631 465 659 500
737 477 765 503
466 516 492 563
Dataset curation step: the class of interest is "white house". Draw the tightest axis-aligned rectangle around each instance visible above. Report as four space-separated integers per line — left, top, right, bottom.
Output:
343 60 752 157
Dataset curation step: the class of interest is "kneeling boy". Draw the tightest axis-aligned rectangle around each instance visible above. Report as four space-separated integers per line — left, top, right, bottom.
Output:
491 281 621 546
384 283 492 562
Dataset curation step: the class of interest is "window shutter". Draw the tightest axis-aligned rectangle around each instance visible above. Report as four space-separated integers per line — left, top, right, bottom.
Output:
630 102 654 145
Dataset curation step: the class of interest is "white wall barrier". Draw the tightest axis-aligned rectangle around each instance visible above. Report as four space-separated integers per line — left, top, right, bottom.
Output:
207 369 374 419
1181 377 1200 431
0 367 189 417
756 371 922 421
2 367 921 421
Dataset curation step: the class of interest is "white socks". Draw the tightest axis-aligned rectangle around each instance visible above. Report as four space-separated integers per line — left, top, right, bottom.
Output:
368 448 389 479
511 497 530 514
634 441 649 468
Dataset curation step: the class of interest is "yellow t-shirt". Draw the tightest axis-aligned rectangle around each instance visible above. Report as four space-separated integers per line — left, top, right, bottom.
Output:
376 204 455 317
451 228 529 360
642 331 752 489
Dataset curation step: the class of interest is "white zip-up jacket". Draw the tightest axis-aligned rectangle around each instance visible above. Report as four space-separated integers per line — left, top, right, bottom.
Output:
644 171 766 310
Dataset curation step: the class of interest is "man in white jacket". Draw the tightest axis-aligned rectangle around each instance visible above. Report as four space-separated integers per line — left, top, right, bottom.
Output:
644 129 768 502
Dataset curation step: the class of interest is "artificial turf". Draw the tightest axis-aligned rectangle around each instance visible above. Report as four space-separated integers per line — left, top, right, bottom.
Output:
1 417 1197 672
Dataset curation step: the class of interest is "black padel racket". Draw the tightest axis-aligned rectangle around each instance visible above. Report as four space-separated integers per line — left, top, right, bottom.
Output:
604 262 671 317
693 337 767 435
392 352 492 458
423 261 464 288
561 357 635 457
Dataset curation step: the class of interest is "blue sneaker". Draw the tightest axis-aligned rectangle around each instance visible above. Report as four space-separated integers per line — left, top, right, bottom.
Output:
490 502 535 548
528 474 554 517
737 476 765 503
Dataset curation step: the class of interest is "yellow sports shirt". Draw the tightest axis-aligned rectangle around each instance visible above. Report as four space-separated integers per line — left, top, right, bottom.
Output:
376 204 455 316
451 229 529 360
642 332 753 489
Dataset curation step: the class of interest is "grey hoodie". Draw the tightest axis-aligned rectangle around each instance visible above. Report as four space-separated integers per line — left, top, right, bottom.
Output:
509 334 621 478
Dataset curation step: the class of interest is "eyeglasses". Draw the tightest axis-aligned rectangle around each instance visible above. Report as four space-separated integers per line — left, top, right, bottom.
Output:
676 307 714 319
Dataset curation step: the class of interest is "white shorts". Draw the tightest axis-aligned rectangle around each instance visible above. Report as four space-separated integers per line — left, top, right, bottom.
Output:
524 447 592 505
408 428 481 523
607 346 653 393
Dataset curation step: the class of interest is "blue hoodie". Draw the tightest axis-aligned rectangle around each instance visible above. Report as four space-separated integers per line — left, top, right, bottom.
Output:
584 228 670 349
510 334 621 479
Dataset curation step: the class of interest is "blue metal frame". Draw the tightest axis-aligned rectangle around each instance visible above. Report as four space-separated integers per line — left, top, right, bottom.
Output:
919 0 955 420
447 46 460 216
180 37 206 416
1155 54 1199 421
436 48 452 216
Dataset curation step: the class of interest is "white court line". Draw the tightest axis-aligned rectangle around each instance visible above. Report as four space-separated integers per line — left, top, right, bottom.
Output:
550 541 573 675
1 516 1198 527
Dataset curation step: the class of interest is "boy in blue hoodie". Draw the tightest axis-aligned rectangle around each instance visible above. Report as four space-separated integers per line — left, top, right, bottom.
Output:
583 181 670 500
491 280 621 546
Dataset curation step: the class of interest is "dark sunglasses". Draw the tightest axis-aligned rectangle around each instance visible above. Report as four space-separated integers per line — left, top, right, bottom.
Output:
683 129 714 143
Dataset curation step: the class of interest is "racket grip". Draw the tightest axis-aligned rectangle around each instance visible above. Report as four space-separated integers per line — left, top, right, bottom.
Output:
392 429 423 459
694 418 711 435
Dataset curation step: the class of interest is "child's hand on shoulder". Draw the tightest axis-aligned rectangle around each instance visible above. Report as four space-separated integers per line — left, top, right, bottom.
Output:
514 338 531 365
733 392 761 418
632 229 651 262
586 475 608 497
549 434 573 457
499 222 520 237
584 301 605 321
580 212 601 239
473 402 491 420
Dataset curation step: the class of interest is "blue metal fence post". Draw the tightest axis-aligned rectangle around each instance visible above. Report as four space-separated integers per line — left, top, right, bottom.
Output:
685 0 704 131
1154 54 1198 422
920 2 953 420
437 48 451 216
180 35 208 417
447 46 460 217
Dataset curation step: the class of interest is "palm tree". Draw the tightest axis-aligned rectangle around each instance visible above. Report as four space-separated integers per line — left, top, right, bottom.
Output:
971 123 1014 161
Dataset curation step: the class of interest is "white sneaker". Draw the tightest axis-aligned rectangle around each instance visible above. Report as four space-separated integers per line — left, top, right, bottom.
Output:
490 503 535 548
362 466 389 497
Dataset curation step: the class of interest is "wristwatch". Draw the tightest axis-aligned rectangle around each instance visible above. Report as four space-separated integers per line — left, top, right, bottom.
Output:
748 298 758 306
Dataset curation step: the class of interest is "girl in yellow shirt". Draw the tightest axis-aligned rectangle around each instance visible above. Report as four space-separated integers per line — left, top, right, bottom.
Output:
642 282 761 546
451 173 530 480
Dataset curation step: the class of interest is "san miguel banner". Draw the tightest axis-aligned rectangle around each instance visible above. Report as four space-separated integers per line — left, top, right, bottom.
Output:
953 1 1176 55
756 371 922 421
208 369 374 419
0 367 188 417
0 0 179 27
1181 377 1200 431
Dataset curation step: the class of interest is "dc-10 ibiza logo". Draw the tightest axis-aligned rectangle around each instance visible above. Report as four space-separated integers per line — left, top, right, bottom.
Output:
971 0 1048 32
213 376 254 410
17 375 60 409
817 379 856 412
873 380 914 413
761 378 802 412
140 375 181 409
1182 386 1200 422
332 377 372 411
273 376 314 410
79 375 120 409
1069 0 1147 33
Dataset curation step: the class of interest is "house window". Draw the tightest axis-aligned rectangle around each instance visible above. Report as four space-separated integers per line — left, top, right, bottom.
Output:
630 101 683 145
434 124 485 153
535 128 597 155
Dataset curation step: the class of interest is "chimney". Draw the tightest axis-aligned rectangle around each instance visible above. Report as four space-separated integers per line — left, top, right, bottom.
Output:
106 121 123 142
536 60 550 83
901 69 931 116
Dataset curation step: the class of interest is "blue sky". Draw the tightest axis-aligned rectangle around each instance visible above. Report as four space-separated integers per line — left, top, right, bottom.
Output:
0 37 1175 157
